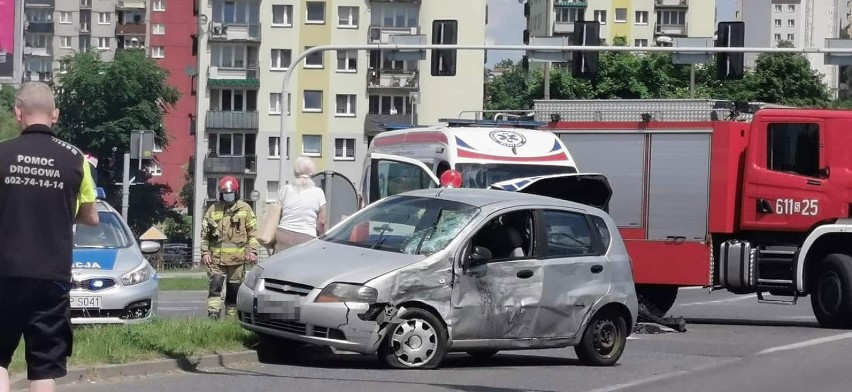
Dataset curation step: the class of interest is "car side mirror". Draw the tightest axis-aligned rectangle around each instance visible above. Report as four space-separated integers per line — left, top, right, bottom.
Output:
140 240 160 254
469 246 492 266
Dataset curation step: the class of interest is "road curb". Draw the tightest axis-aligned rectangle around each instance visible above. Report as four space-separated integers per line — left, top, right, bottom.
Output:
10 350 258 391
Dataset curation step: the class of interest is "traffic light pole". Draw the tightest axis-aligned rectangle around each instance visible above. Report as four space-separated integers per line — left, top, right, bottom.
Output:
276 43 852 186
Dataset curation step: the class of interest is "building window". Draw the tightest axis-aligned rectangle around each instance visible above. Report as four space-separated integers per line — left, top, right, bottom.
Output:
774 33 782 41
147 162 162 177
153 0 165 11
269 92 282 114
593 10 606 24
153 23 165 35
60 36 72 49
60 12 72 24
272 4 293 26
211 44 248 68
266 181 279 202
306 1 325 24
210 132 256 156
268 137 280 158
787 33 795 41
335 94 356 116
634 11 648 25
614 8 627 23
98 12 111 24
303 90 323 112
336 50 357 72
431 20 458 77
368 95 411 115
657 10 685 26
81 0 90 7
338 6 358 28
97 37 110 49
153 142 163 152
556 8 583 23
634 39 648 47
774 19 781 26
788 4 795 12
305 46 324 68
787 19 795 27
271 49 291 70
774 4 782 12
334 138 355 160
152 46 164 58
302 135 322 157
79 36 90 52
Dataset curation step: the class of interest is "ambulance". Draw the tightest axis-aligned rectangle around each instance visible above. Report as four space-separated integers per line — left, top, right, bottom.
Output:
357 119 613 209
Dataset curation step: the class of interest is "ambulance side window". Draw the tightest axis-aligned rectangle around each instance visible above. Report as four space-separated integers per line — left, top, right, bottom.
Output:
371 160 434 203
436 161 450 177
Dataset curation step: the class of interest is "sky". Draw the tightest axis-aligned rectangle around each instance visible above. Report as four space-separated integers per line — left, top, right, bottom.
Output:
485 0 738 66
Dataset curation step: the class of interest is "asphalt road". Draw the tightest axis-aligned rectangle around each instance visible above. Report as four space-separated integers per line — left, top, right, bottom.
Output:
63 287 850 392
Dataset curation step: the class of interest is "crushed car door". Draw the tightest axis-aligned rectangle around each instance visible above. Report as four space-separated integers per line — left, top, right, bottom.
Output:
490 173 613 212
367 153 440 204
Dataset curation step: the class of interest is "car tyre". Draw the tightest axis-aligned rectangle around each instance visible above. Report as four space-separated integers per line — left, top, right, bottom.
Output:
811 254 852 329
378 308 448 369
574 309 627 366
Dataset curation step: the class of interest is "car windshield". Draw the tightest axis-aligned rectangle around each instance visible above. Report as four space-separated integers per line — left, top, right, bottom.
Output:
74 212 132 249
455 163 578 189
322 195 480 255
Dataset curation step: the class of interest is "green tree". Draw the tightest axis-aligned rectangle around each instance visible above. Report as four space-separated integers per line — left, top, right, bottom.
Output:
485 60 531 114
0 84 18 142
745 40 831 107
179 156 195 214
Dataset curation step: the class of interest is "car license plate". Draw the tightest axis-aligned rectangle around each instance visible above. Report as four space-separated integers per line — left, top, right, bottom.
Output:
70 296 101 309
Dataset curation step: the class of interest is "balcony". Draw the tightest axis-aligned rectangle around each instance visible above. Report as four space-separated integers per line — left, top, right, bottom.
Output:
80 0 91 8
79 22 91 34
205 111 259 130
116 22 147 36
23 46 52 57
25 0 53 7
655 0 688 7
367 69 419 91
655 22 688 36
365 114 418 136
204 155 257 175
554 0 587 7
207 65 260 88
22 71 53 83
369 25 420 44
117 0 146 9
25 21 54 34
554 21 576 34
209 22 261 42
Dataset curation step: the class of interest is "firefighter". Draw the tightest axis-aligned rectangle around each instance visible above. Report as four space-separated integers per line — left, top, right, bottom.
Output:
200 176 260 320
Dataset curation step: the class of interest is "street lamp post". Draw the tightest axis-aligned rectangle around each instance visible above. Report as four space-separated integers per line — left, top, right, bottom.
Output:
277 43 852 186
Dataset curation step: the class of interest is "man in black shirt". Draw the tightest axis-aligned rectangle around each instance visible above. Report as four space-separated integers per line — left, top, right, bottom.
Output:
0 82 99 392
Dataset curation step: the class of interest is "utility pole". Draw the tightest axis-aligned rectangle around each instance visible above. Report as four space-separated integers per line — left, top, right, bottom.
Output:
690 64 696 98
122 152 130 220
543 62 551 100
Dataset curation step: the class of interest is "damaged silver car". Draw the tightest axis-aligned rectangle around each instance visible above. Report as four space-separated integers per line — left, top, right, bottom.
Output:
237 188 638 369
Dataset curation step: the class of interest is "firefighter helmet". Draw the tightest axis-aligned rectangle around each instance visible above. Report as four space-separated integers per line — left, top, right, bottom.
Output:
218 176 240 193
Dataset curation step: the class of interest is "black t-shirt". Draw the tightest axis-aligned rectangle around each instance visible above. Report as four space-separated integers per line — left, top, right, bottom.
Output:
0 124 96 281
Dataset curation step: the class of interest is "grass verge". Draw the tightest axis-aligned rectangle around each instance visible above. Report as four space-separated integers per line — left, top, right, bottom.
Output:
9 318 258 375
158 277 208 291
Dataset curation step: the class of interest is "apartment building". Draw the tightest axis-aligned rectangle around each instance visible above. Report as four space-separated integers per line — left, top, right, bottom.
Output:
525 0 716 47
191 0 487 253
736 0 841 98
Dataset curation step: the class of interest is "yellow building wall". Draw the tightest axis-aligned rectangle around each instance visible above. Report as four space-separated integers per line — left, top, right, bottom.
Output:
297 0 332 172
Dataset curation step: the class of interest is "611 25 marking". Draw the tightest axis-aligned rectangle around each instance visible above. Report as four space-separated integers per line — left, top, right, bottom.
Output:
776 198 819 216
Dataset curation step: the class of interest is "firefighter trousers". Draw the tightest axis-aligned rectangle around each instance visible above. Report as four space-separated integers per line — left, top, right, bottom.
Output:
207 262 246 319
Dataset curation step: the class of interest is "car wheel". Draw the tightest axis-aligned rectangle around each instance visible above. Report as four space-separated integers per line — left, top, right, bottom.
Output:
466 350 498 359
378 308 448 369
574 309 627 366
811 254 852 329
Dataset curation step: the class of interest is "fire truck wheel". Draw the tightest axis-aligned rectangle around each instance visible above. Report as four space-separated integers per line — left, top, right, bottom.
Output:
636 285 678 317
811 254 852 329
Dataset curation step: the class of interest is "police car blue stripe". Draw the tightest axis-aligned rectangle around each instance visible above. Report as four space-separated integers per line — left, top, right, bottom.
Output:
72 249 119 270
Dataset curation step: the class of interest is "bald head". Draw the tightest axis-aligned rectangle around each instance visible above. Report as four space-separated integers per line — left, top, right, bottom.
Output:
14 82 59 129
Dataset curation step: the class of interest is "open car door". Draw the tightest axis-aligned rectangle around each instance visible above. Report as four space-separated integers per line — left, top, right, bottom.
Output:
367 153 440 204
489 173 613 211
311 171 360 229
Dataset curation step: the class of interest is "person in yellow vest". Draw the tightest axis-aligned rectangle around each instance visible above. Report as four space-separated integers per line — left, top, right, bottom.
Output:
200 176 260 319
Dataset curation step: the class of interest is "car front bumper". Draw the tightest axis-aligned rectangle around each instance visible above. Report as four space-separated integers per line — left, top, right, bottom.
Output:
236 280 389 354
69 275 159 325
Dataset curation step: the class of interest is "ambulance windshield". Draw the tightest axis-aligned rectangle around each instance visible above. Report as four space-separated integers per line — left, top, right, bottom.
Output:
455 163 578 189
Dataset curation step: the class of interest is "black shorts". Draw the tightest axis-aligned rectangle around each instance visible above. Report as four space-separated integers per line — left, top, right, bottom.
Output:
0 277 73 381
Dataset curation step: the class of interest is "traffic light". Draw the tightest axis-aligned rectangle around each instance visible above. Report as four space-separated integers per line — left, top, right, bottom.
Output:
715 21 745 80
521 55 529 72
572 21 600 79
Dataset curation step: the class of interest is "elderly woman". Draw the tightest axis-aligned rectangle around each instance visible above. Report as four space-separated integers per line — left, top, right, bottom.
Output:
273 156 328 254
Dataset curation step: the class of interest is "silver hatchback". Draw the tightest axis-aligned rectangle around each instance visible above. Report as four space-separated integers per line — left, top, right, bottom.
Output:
237 188 638 369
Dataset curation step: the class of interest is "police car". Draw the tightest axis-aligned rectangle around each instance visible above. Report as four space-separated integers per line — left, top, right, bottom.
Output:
70 188 160 324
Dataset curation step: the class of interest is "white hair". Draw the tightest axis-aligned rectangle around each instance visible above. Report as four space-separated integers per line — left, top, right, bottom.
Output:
281 156 316 198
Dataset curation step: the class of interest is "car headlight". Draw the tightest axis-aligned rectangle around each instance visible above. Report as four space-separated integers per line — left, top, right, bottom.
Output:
315 283 378 304
243 265 264 291
121 260 154 286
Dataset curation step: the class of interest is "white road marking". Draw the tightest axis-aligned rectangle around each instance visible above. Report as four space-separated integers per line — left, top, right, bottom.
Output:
755 332 852 356
677 294 757 306
584 358 741 392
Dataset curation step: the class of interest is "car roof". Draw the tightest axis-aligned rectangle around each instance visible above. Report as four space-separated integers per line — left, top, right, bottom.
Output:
399 188 599 213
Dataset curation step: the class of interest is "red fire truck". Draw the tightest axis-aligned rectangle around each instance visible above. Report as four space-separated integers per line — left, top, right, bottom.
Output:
522 99 852 328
